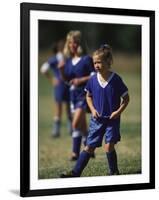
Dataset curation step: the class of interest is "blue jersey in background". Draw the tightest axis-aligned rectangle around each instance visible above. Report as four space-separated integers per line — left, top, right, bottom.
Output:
47 53 70 103
64 55 95 111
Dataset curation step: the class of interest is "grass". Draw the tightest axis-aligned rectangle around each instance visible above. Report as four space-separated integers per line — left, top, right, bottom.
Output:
38 52 141 179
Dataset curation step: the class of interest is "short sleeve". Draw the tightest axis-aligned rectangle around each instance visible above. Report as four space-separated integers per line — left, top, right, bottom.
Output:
40 62 50 74
117 76 128 98
84 56 95 76
84 78 92 96
48 56 58 70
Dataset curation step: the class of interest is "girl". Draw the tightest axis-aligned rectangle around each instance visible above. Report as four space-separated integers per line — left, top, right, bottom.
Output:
60 44 130 177
58 30 95 160
40 40 72 137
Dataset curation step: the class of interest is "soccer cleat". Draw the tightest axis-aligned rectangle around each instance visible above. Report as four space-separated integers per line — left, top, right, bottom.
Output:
109 170 120 175
60 171 79 178
52 134 60 138
70 155 79 161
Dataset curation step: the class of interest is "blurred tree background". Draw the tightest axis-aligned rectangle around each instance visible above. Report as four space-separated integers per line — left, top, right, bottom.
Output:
39 20 141 54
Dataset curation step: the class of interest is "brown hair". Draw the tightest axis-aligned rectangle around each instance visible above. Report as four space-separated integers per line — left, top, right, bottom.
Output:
93 44 113 67
52 39 65 54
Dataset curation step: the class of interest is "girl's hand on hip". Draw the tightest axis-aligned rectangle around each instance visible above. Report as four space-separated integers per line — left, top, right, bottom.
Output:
92 109 100 119
109 111 120 119
70 78 81 86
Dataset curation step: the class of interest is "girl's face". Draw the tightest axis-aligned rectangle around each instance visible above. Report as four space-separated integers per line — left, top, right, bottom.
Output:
68 38 79 55
93 55 109 72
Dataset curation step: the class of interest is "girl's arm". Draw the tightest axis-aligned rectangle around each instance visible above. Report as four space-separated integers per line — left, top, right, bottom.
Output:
40 62 54 85
70 76 90 86
43 71 53 84
58 60 70 82
110 93 130 119
86 92 100 118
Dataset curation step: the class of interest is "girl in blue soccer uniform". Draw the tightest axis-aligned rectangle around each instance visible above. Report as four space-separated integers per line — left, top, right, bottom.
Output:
58 31 95 160
61 44 130 177
40 40 71 137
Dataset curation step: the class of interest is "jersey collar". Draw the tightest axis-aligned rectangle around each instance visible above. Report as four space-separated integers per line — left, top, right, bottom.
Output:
72 57 82 66
97 72 115 88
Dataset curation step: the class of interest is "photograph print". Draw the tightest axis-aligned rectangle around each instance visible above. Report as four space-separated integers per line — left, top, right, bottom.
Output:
20 3 155 197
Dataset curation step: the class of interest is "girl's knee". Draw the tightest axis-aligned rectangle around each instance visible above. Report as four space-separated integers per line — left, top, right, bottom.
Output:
84 146 95 154
72 120 85 130
105 143 115 152
72 121 77 130
72 121 80 130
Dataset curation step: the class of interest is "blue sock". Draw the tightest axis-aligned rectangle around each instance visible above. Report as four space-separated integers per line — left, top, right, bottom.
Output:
72 129 82 157
106 150 119 174
73 151 91 176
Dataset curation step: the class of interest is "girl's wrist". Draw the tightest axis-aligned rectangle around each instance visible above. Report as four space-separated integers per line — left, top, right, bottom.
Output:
91 107 96 114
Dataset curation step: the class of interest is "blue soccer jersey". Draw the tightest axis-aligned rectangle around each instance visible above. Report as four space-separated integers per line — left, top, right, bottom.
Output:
48 53 63 80
47 54 70 102
64 55 95 111
85 72 128 146
85 72 128 117
64 55 94 82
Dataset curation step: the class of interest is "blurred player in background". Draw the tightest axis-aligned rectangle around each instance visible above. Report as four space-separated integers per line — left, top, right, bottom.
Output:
40 40 72 138
58 30 95 160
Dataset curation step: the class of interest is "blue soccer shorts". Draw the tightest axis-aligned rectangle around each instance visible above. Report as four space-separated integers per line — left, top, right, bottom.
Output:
70 98 87 113
53 82 70 103
86 116 121 148
70 88 87 113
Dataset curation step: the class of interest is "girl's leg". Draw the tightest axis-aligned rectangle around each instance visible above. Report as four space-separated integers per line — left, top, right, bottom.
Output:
79 112 87 146
104 143 119 175
105 142 115 152
65 102 72 135
52 102 62 137
71 108 85 160
79 115 95 158
61 146 95 177
72 146 95 176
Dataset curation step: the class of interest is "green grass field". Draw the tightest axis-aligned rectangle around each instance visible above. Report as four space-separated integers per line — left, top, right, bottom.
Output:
38 52 141 179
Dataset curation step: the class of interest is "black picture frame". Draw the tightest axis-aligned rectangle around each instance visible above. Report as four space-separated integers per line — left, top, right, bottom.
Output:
20 2 155 197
